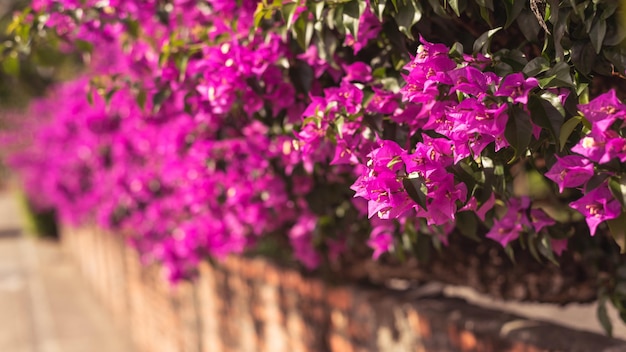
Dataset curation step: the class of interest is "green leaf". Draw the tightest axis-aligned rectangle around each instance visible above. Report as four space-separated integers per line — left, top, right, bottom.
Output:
527 235 542 263
537 236 559 266
559 115 582 151
449 42 464 58
539 91 565 116
604 22 626 46
537 61 574 88
372 66 387 79
551 6 568 61
448 163 478 198
175 54 189 81
589 19 607 54
74 39 94 54
568 0 586 18
604 46 626 74
570 41 596 76
136 88 147 110
86 89 94 105
427 0 447 16
473 27 502 54
600 1 619 20
386 155 402 169
2 54 19 76
403 176 428 211
380 77 401 93
343 0 365 19
504 106 533 160
343 0 366 39
479 6 493 26
586 174 610 193
335 115 345 139
282 2 299 28
523 57 550 76
448 0 461 17
497 49 529 71
253 3 266 29
317 26 339 62
308 0 325 20
475 0 493 10
516 10 541 42
528 94 564 148
606 211 626 254
104 88 117 106
289 59 314 94
390 0 398 12
504 244 516 263
395 0 422 40
504 0 524 28
293 15 314 49
126 19 140 38
456 211 480 241
609 178 626 210
370 0 387 21
413 229 431 262
152 88 171 113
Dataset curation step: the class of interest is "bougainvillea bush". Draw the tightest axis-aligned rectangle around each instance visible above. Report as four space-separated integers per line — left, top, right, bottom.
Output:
3 0 626 333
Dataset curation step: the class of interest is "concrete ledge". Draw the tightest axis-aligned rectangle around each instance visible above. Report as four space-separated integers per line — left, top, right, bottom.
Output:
61 226 626 352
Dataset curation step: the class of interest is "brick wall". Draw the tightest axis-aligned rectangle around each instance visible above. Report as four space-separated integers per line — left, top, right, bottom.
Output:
61 226 626 352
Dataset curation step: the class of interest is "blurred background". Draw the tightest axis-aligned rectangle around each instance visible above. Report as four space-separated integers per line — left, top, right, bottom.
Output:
0 1 626 351
0 1 135 351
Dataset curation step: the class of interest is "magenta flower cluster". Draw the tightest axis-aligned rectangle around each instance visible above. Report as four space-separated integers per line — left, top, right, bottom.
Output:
339 38 548 248
5 0 625 280
546 90 626 236
10 0 312 280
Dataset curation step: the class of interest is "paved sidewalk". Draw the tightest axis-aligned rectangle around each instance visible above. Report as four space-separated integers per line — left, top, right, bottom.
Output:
0 192 134 352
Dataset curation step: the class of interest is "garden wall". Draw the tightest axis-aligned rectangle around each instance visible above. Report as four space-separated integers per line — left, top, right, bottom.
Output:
61 226 626 352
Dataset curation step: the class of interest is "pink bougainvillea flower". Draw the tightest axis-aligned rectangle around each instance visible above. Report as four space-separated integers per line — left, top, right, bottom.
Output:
486 197 530 247
529 208 556 233
367 222 394 260
365 173 414 219
550 238 568 256
571 128 626 164
366 88 399 115
418 170 467 225
288 213 320 270
486 211 525 247
460 192 495 221
344 6 381 54
367 139 407 173
330 139 360 165
569 183 622 236
545 155 595 192
578 89 626 132
448 66 490 97
342 61 373 83
494 72 538 104
324 82 364 115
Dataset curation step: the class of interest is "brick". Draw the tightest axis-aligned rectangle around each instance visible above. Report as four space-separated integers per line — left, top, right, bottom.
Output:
305 278 325 301
281 269 302 290
326 286 353 310
407 309 431 339
507 342 546 352
330 309 348 331
62 225 626 352
448 324 461 347
460 330 478 351
264 265 281 286
329 333 354 352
